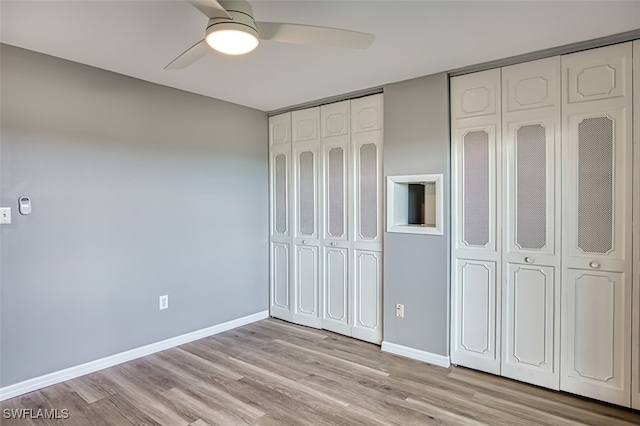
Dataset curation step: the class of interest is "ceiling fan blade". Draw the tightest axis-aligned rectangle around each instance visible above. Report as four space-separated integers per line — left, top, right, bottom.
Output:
256 22 374 49
188 0 231 19
165 39 210 70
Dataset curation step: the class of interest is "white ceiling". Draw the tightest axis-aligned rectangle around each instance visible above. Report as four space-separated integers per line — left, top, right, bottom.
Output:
1 1 639 112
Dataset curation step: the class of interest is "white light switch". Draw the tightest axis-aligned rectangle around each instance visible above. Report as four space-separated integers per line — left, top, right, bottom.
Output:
0 208 11 224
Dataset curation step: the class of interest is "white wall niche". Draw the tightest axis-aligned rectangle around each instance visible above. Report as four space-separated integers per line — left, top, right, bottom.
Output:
386 174 443 235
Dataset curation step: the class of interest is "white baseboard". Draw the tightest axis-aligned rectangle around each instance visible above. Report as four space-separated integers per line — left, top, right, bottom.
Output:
381 341 451 368
0 310 269 402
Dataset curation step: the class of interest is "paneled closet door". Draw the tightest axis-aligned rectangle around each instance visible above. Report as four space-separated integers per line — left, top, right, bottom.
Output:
291 108 322 329
500 57 561 389
451 69 502 375
632 39 640 411
561 42 633 407
320 101 352 336
269 113 292 321
351 94 383 344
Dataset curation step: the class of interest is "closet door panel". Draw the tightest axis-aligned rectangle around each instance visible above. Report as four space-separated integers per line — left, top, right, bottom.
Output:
350 95 383 343
505 66 558 112
503 117 558 259
561 42 632 407
352 249 382 344
270 242 292 321
451 69 502 374
322 141 349 242
322 246 351 336
501 57 561 389
352 95 383 250
269 113 292 321
294 244 319 325
450 121 501 372
320 101 352 335
562 269 629 405
353 138 382 248
564 109 630 270
451 258 499 374
565 43 630 104
293 146 320 240
322 101 350 139
502 263 557 388
270 113 291 147
453 124 500 257
291 108 321 328
270 145 290 237
503 56 560 262
293 107 320 145
352 94 383 134
632 39 640 411
451 70 500 119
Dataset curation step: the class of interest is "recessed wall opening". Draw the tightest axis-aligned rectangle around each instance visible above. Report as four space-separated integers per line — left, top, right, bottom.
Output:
407 184 424 225
407 182 437 227
387 174 443 235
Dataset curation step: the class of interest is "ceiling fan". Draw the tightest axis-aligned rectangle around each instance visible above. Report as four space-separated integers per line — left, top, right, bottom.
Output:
165 0 375 70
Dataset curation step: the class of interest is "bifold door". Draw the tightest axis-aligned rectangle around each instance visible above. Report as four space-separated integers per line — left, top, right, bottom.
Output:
560 42 633 407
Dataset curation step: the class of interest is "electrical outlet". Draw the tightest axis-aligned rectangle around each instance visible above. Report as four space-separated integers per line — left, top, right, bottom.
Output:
0 208 11 224
159 295 169 310
395 303 404 318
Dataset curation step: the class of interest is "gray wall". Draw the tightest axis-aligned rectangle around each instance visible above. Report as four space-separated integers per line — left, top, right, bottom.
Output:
383 73 450 356
0 45 269 387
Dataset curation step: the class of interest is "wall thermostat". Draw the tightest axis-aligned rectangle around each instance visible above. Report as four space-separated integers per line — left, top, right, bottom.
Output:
18 196 31 215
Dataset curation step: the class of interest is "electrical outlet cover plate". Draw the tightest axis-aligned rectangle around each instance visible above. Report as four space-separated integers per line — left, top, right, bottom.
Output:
159 295 169 310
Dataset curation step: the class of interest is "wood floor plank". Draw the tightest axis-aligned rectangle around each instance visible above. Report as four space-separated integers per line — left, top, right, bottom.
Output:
408 392 543 426
448 367 640 424
145 353 266 421
84 393 162 426
273 338 390 377
160 387 252 425
226 357 349 408
103 367 193 425
234 377 343 426
472 391 586 426
298 371 417 426
404 397 489 426
65 375 113 404
164 347 244 381
2 318 638 425
210 334 311 381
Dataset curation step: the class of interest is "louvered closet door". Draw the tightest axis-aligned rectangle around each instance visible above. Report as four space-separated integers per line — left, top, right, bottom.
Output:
632 39 640 411
451 69 502 375
292 107 322 329
320 101 352 336
269 113 292 321
501 57 561 389
351 94 383 344
561 42 633 407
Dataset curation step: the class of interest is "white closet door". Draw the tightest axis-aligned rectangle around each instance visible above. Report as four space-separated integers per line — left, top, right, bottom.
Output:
561 42 633 407
501 57 561 389
351 94 383 344
451 69 502 374
632 39 640 411
320 101 352 336
291 107 322 328
269 113 292 321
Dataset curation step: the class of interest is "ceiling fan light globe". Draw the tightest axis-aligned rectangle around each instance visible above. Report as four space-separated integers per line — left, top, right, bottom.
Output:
206 28 259 55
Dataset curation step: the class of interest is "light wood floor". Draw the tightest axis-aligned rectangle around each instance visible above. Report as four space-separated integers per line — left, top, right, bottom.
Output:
2 318 639 425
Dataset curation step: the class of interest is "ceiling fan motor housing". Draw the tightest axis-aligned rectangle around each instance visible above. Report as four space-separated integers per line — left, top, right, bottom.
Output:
206 0 258 40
